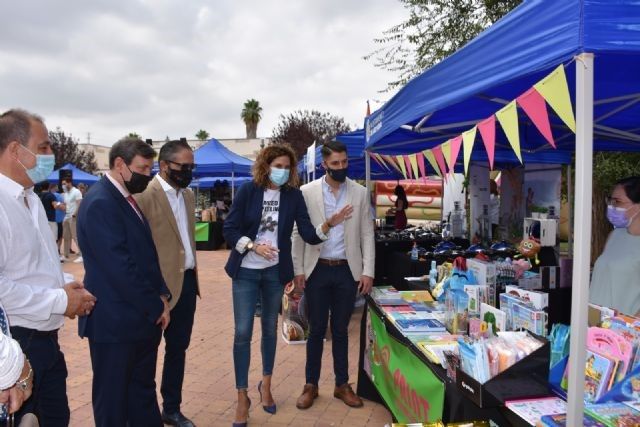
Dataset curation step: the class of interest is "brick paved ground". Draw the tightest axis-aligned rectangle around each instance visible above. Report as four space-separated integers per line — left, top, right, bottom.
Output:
60 249 392 426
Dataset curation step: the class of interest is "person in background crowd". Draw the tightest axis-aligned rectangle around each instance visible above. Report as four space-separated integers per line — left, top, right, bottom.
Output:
53 184 66 260
61 177 83 262
38 181 65 241
590 176 640 315
292 140 375 410
77 137 171 427
392 184 408 230
0 108 96 426
490 179 500 239
135 139 200 427
223 144 351 427
77 182 88 196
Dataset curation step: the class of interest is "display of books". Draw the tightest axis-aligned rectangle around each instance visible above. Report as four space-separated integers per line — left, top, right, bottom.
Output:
480 302 506 334
395 318 446 333
400 290 434 302
504 396 566 426
584 401 640 427
560 350 617 402
511 301 547 336
539 413 605 426
371 286 406 305
504 285 549 310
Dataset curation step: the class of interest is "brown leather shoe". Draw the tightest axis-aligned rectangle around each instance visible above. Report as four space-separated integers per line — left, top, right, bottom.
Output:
334 383 363 407
296 384 318 409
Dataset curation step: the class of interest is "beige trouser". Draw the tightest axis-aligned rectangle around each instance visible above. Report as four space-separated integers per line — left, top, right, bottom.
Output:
62 216 79 257
48 221 57 242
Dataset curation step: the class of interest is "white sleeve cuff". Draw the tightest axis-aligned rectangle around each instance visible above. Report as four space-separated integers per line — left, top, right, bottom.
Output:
235 236 251 254
0 335 25 389
315 224 329 241
52 288 68 316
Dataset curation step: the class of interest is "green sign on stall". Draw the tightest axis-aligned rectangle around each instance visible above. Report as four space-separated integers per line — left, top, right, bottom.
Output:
366 307 445 423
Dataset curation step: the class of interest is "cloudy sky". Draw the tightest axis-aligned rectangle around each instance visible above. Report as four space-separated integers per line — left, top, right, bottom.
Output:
0 1 406 146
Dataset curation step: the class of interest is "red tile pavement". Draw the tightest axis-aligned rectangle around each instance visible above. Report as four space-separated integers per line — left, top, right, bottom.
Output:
59 250 392 426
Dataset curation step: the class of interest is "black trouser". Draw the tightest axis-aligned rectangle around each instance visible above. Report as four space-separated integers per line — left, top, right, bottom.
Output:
10 327 70 427
89 328 163 427
305 263 357 386
161 269 198 414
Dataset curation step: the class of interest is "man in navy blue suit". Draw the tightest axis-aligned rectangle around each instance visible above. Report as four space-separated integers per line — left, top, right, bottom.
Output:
77 137 171 427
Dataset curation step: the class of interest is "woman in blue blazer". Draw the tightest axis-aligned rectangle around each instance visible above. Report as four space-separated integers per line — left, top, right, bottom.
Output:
224 144 351 426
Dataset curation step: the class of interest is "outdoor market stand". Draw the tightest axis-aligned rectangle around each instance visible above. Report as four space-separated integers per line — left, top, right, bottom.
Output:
363 0 640 424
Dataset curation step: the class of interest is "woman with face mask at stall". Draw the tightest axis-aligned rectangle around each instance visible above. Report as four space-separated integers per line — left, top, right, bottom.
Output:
223 144 352 426
590 176 640 315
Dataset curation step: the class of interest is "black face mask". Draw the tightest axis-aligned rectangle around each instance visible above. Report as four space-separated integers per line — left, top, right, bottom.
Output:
121 166 152 194
327 167 348 183
168 168 193 189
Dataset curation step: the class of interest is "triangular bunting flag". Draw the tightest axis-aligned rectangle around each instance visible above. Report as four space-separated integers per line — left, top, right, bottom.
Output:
441 141 452 173
432 145 448 177
375 153 391 171
396 155 408 179
423 150 442 178
449 136 462 174
478 115 497 170
408 154 420 181
534 65 576 133
403 155 413 179
517 87 556 148
370 153 386 170
495 101 523 163
382 154 400 173
417 152 427 180
462 126 477 175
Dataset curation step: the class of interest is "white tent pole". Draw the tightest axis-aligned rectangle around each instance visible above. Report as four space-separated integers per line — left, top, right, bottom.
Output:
566 52 594 427
365 151 372 193
567 164 573 257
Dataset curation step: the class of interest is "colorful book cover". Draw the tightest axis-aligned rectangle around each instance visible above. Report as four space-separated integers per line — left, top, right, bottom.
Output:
585 401 640 427
371 286 406 306
400 290 434 303
561 350 616 402
511 302 547 336
480 302 506 334
539 413 605 426
504 396 566 426
395 318 446 333
598 364 640 403
588 327 633 383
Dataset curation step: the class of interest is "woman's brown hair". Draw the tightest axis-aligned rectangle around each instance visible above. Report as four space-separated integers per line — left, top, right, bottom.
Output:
252 143 300 189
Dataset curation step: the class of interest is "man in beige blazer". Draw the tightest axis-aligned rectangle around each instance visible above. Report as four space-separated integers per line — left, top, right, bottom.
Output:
135 139 200 427
292 140 375 410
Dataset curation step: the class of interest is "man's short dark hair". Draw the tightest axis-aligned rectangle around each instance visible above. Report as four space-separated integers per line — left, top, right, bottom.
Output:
158 139 192 163
321 140 347 159
0 109 45 154
109 137 156 169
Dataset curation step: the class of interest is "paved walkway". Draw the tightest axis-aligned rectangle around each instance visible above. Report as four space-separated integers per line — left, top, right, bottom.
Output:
60 250 392 426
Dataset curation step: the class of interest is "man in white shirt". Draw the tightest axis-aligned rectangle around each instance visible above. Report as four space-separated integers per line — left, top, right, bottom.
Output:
0 108 96 426
61 178 82 262
135 140 200 427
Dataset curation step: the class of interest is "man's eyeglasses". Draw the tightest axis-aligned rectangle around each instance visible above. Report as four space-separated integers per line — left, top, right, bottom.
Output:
167 160 197 171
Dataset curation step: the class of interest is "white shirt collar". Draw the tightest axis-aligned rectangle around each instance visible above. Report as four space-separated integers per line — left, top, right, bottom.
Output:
106 171 131 198
0 172 30 200
322 175 346 191
155 174 180 195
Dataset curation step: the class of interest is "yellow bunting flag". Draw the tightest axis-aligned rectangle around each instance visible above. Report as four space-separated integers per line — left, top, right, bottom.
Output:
408 154 420 181
422 149 442 178
462 126 477 175
396 155 407 179
373 153 389 171
441 140 453 174
496 101 523 164
382 154 402 173
534 65 576 133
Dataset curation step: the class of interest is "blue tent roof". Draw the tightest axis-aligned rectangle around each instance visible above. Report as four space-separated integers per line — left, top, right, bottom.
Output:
189 176 253 189
193 138 253 176
365 0 640 158
47 163 99 185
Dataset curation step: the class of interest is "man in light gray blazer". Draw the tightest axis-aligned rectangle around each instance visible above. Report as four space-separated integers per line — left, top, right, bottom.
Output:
292 140 375 410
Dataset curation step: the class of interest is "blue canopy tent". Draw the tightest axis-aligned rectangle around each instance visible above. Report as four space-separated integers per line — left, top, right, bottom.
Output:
47 163 99 185
189 176 252 189
364 0 640 422
192 138 254 198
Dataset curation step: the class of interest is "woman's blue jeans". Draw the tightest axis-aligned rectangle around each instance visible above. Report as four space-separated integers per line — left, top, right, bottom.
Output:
232 265 282 390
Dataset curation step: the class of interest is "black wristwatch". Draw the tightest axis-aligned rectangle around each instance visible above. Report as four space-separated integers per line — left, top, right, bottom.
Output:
246 241 255 252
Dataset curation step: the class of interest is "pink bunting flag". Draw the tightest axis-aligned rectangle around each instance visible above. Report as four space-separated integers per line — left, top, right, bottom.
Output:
449 136 462 174
417 152 426 180
477 115 497 170
371 153 387 171
517 87 556 148
432 145 447 177
403 155 413 179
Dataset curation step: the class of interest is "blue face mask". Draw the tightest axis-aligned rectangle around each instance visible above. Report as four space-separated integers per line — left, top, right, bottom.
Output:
18 145 55 185
269 167 290 187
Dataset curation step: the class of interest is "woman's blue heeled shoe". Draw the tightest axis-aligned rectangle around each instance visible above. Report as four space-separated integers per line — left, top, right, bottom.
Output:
232 396 251 427
257 380 277 414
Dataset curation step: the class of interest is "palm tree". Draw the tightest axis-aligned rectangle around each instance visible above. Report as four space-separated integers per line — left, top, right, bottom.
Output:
195 129 210 141
241 99 262 139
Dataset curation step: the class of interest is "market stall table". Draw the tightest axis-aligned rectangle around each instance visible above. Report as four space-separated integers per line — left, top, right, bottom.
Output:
195 221 225 250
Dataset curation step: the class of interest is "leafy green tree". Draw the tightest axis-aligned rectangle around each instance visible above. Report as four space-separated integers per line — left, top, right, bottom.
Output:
271 110 351 160
241 99 263 139
127 132 140 138
366 0 522 91
195 129 210 141
49 127 98 173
